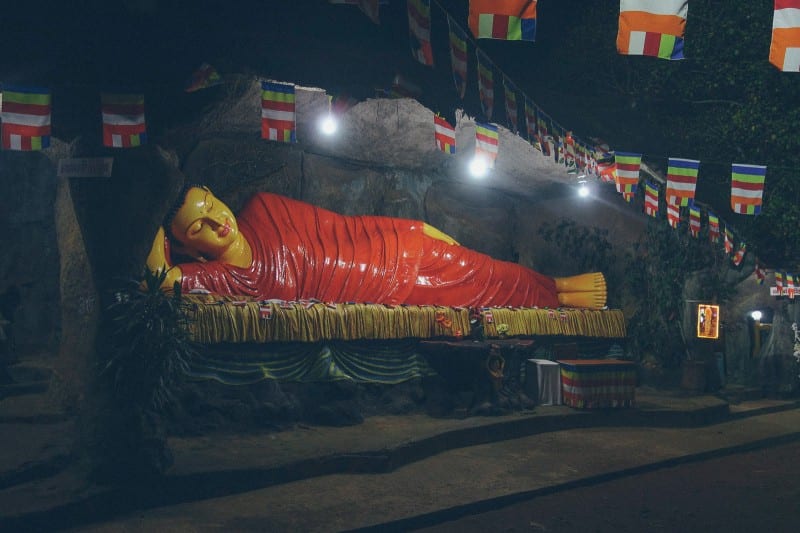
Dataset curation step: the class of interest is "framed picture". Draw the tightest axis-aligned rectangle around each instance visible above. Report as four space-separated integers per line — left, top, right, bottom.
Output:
697 304 720 339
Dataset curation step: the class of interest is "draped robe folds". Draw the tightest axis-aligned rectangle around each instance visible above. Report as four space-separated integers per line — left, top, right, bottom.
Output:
179 193 559 308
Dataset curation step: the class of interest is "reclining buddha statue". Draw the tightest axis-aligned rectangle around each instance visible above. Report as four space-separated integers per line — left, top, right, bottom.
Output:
146 185 607 309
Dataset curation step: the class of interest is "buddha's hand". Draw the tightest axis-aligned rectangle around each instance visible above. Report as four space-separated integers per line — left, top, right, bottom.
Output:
145 227 183 291
146 226 172 273
423 223 460 246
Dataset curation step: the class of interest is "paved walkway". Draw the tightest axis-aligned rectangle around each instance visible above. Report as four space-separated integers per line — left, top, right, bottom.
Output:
2 388 800 531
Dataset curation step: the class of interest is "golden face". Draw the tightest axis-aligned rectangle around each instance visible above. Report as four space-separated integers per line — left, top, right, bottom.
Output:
171 187 239 259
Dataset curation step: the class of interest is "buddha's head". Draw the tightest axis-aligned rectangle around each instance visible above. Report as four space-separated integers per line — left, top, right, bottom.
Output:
164 185 241 261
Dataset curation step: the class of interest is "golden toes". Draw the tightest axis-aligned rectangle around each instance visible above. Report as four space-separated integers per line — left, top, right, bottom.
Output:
557 290 607 309
554 272 607 293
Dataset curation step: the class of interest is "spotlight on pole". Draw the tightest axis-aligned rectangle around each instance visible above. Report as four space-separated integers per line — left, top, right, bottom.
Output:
319 114 338 136
576 175 590 198
750 310 762 321
469 155 490 178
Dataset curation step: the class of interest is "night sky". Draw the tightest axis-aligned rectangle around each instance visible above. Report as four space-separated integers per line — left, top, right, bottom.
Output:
2 1 797 173
1 2 594 139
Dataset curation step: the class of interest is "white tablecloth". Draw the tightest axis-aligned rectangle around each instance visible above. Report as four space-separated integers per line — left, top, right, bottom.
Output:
528 358 562 406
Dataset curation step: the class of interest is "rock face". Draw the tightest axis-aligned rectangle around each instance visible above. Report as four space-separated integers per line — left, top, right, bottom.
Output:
0 76 794 406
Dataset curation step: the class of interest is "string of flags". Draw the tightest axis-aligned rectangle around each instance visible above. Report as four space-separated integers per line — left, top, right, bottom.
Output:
1 1 795 297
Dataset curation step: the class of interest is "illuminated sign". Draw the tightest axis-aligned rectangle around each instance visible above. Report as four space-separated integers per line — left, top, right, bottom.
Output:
696 304 720 339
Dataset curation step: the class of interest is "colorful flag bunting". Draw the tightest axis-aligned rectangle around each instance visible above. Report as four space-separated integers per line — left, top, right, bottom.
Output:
408 0 434 66
564 131 577 170
732 242 747 266
536 111 551 156
614 151 641 202
787 272 796 298
688 204 701 237
261 81 296 143
447 15 468 99
524 98 538 146
475 121 499 168
617 0 688 60
184 63 222 93
468 0 537 41
476 49 494 120
1 85 51 151
769 0 800 71
776 271 784 291
666 200 681 229
666 157 699 206
434 114 456 154
550 125 564 164
101 93 146 148
644 181 659 217
503 77 518 133
597 153 616 183
707 210 720 243
724 227 734 254
731 163 767 215
755 262 766 285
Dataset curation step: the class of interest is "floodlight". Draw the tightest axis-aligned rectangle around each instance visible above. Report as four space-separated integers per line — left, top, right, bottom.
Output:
469 155 490 178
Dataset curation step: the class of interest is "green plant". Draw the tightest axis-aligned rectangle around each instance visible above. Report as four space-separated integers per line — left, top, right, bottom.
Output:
102 268 195 413
623 221 735 367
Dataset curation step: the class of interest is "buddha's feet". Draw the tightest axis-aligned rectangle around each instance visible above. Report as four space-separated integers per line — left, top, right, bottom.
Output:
554 273 607 309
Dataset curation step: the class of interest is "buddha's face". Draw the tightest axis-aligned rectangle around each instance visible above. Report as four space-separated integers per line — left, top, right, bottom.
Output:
171 187 240 259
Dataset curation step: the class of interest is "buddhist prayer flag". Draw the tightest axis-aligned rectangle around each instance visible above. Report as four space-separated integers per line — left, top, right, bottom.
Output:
184 63 222 93
617 0 688 60
776 271 784 291
476 49 494 120
770 0 800 71
666 200 681 229
787 273 797 298
524 98 537 145
731 163 767 215
261 81 296 143
1 85 51 151
707 210 720 242
732 242 747 266
551 125 564 164
666 157 699 206
503 77 519 133
724 227 734 254
408 0 433 66
755 262 766 284
536 111 551 156
475 121 499 168
434 114 456 154
644 181 659 217
447 15 468 99
614 151 641 202
688 204 701 237
101 93 146 148
469 0 537 41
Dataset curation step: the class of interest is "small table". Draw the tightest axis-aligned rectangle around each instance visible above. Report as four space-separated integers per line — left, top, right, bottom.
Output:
557 359 636 408
526 358 562 405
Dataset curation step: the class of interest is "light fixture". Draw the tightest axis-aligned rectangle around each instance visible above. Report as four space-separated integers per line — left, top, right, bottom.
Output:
468 155 490 178
319 114 338 135
750 310 763 321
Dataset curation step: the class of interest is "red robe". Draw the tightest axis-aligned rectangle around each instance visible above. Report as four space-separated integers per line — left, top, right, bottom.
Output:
180 193 559 308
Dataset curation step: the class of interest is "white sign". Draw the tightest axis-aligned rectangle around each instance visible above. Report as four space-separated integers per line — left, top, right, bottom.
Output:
770 286 796 298
57 158 114 178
